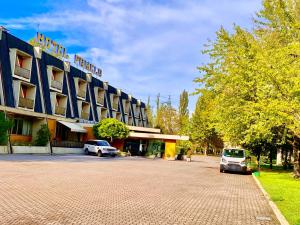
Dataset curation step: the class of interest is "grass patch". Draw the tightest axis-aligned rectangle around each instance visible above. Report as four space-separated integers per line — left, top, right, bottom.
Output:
257 171 300 225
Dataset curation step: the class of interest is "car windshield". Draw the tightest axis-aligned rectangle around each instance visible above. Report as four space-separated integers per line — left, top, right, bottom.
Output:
223 149 244 158
97 141 110 146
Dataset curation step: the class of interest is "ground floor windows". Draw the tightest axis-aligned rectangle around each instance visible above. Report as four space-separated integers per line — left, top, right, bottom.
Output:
11 118 32 136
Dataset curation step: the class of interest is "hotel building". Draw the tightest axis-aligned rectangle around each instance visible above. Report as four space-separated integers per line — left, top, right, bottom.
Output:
0 28 188 157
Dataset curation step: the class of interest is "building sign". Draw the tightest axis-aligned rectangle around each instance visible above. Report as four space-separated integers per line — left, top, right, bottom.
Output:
31 32 69 60
74 54 102 77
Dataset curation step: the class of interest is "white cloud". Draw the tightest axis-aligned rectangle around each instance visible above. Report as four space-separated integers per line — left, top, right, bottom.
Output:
0 0 262 110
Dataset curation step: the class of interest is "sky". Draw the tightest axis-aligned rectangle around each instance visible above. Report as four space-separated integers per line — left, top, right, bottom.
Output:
0 0 262 113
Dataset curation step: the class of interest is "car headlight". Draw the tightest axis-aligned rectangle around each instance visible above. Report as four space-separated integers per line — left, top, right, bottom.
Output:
222 158 227 163
240 160 246 165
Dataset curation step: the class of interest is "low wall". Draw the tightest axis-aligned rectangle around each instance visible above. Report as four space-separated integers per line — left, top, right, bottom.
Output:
0 146 8 154
52 147 84 155
12 146 50 154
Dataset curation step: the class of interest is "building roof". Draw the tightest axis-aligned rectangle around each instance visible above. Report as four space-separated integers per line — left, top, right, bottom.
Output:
127 126 160 133
128 132 189 141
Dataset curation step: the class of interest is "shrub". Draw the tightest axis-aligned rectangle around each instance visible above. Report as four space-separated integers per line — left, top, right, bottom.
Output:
34 124 50 146
146 140 164 155
0 112 12 145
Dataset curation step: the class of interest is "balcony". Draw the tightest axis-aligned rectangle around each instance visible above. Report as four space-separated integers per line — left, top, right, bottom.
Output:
51 80 62 91
81 111 89 120
55 106 66 116
15 65 30 80
19 97 34 109
77 90 86 99
97 96 105 105
113 102 118 110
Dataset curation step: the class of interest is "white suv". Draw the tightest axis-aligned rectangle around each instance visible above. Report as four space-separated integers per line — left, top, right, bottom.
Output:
84 140 118 157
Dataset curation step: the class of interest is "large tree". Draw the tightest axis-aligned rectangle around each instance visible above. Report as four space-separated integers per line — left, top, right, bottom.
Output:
156 103 179 135
195 0 300 177
178 90 189 135
191 92 223 155
93 118 129 142
146 96 154 128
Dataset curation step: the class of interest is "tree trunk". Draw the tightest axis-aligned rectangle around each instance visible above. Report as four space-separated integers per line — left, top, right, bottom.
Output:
294 149 300 178
283 149 288 170
269 147 273 170
293 137 300 178
257 148 261 173
204 142 209 156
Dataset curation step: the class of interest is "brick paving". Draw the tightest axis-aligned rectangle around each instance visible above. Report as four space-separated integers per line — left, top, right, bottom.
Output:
0 155 279 225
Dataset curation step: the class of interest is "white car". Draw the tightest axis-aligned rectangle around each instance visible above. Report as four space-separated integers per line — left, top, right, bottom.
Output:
84 140 118 157
220 148 247 173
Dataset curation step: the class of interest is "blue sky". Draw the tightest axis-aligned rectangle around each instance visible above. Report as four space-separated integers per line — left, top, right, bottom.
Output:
0 0 262 113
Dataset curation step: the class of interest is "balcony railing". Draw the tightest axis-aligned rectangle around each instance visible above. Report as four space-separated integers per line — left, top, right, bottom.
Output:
97 95 105 105
19 97 34 109
81 111 89 120
135 111 140 118
15 65 30 79
77 89 86 99
113 102 118 110
55 106 66 116
51 80 62 91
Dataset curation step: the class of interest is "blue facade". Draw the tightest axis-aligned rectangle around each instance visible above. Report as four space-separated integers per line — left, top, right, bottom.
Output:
0 30 148 127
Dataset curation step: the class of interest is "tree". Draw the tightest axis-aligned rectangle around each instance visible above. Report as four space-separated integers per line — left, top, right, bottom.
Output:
156 103 179 135
93 118 129 142
191 94 223 155
178 90 189 135
194 0 300 177
0 112 11 145
146 96 154 127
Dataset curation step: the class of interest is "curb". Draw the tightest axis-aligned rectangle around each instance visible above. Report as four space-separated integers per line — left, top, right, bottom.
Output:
252 174 289 225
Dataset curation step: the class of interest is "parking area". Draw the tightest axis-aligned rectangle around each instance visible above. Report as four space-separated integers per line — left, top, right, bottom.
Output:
0 155 278 225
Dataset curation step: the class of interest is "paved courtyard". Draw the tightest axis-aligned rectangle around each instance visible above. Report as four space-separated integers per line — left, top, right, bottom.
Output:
0 155 279 225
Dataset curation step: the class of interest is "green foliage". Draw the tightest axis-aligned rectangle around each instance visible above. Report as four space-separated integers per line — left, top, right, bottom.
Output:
34 124 50 146
146 96 154 127
146 140 164 156
190 95 223 154
93 118 129 141
179 90 190 136
156 104 179 134
0 112 12 145
194 0 300 174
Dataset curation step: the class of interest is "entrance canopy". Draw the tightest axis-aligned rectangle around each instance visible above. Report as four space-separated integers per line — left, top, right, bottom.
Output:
58 121 87 133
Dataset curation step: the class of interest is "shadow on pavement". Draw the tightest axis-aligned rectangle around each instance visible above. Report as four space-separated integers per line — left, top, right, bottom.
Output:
0 154 147 163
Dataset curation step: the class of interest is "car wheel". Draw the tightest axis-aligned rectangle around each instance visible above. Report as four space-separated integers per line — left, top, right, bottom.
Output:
111 154 116 158
220 167 224 173
85 148 89 155
97 150 103 157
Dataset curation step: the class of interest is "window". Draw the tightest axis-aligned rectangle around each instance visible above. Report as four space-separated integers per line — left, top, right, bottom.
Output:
97 141 110 146
223 149 244 158
11 118 32 136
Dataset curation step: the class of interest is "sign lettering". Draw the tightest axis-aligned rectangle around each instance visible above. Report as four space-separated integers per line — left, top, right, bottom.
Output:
74 54 102 77
33 32 69 60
